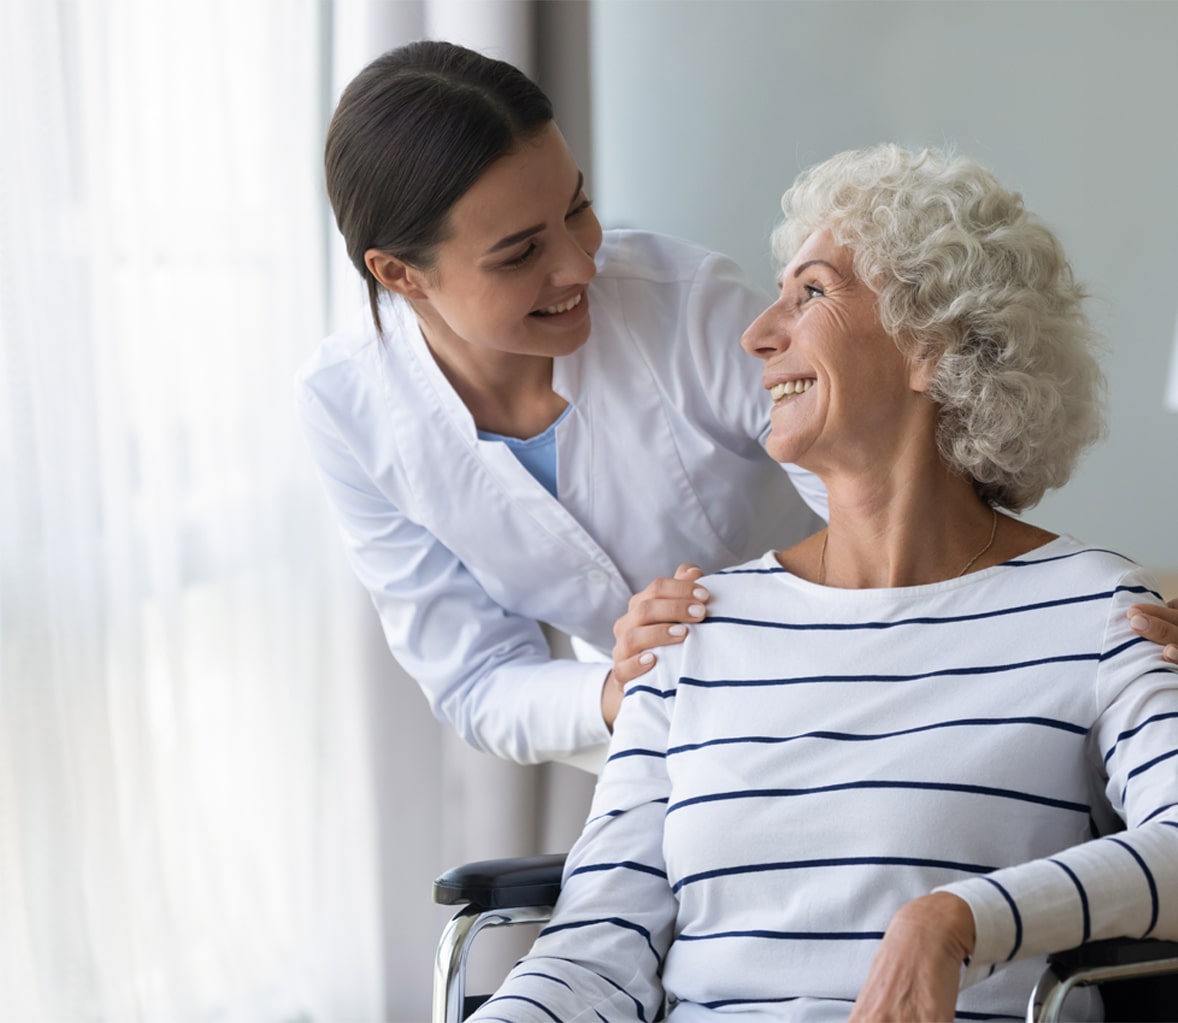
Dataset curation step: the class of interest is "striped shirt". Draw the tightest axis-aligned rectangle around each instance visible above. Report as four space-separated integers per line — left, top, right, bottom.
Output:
472 536 1178 1022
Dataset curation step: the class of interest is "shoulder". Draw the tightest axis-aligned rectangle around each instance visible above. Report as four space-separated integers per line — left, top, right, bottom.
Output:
1007 534 1152 592
295 294 407 410
700 552 795 609
595 229 755 290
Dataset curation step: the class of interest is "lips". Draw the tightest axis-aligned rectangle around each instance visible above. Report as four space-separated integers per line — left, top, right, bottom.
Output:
770 378 816 402
533 292 583 316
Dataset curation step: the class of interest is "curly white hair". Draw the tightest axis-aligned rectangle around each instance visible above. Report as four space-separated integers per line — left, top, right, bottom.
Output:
772 144 1106 511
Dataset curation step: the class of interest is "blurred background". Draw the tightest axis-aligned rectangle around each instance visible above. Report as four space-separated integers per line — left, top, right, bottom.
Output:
2 1 1174 1020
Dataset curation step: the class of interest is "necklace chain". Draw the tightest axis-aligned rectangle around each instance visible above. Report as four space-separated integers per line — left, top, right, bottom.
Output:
817 507 999 586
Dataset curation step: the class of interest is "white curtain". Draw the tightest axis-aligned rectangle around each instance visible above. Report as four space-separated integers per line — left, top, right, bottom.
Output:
1 0 593 1019
0 2 382 1019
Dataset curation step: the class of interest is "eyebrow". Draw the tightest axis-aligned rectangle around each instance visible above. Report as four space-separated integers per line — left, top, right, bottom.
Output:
485 172 585 255
792 258 838 277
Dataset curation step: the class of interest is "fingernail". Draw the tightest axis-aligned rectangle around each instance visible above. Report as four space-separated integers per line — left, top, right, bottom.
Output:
693 587 709 601
1165 645 1178 665
688 604 706 618
1130 615 1150 632
639 651 655 665
668 624 687 637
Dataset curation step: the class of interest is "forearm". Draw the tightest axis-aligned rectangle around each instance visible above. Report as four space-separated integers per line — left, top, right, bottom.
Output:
938 816 1178 987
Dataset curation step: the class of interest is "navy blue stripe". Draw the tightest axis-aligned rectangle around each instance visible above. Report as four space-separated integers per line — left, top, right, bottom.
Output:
594 1012 608 1023
1103 710 1178 765
607 746 666 763
594 971 648 1023
957 1014 1022 1021
1101 636 1154 662
568 860 668 882
677 928 884 942
699 996 807 1008
482 994 562 1022
1049 858 1091 943
981 876 1022 961
671 855 994 894
515 970 573 991
539 917 663 968
1109 837 1159 935
678 651 1100 690
625 684 673 700
1126 747 1178 786
540 957 649 1022
1162 819 1178 830
1142 803 1178 825
667 780 1089 816
667 715 1085 757
1120 746 1178 806
701 586 1143 634
1005 547 1135 568
587 796 668 825
715 565 788 576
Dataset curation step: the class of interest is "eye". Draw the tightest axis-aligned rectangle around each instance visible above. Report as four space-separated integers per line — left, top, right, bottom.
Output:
501 241 539 270
802 283 825 301
566 197 594 220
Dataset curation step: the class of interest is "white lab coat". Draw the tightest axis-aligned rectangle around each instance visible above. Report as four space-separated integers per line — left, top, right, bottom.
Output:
296 231 825 768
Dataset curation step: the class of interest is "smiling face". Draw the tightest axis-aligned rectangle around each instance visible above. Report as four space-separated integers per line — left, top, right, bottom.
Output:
367 122 603 369
741 229 936 475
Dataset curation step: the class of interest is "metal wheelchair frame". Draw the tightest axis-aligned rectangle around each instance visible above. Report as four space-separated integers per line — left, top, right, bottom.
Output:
435 854 1178 1023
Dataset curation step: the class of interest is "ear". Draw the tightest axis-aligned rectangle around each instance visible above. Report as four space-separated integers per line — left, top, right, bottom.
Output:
908 354 938 394
364 248 431 300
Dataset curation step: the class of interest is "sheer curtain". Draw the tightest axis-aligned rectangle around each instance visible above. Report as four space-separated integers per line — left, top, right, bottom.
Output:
0 2 382 1019
1 1 594 1019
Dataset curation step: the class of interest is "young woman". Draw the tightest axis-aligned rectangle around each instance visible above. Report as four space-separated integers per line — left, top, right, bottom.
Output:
297 41 1178 770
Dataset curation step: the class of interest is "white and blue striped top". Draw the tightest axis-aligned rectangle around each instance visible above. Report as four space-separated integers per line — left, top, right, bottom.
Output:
472 536 1178 1022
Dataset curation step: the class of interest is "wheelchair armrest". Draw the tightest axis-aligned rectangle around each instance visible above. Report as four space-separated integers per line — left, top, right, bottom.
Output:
433 853 567 911
1031 938 1178 1022
1048 937 1178 971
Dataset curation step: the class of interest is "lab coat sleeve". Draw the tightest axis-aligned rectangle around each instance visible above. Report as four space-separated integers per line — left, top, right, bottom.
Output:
297 385 611 766
937 569 1178 989
470 658 680 1022
683 249 829 523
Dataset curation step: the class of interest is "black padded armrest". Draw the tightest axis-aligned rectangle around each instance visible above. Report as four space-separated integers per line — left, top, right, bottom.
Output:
433 853 567 910
1048 937 1178 970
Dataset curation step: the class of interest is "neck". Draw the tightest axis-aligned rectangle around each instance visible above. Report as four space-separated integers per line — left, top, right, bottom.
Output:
413 312 564 439
812 460 1000 589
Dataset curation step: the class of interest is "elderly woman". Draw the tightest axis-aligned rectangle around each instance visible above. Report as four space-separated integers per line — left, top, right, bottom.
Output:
469 145 1178 1022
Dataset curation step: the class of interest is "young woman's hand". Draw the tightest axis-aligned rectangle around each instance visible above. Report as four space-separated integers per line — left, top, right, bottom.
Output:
1129 598 1178 665
601 564 710 729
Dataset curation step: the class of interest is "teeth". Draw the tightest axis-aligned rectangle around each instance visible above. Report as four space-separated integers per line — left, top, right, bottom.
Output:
536 293 582 316
770 378 815 402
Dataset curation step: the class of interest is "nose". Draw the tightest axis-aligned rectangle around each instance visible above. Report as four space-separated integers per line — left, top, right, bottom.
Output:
741 298 788 361
550 212 602 287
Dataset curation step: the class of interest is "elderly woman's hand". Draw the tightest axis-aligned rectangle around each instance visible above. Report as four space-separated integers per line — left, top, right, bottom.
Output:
1129 598 1178 664
849 892 974 1023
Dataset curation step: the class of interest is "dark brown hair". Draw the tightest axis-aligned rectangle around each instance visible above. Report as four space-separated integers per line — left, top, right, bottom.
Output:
324 40 554 331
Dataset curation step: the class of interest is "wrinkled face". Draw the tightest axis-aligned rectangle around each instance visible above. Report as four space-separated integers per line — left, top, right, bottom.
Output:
741 229 931 474
406 122 603 362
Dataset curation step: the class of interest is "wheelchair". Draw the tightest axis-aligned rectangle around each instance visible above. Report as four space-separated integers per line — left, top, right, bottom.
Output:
433 853 1178 1023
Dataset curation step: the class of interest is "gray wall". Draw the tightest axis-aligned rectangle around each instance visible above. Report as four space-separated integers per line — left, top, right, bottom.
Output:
589 0 1178 571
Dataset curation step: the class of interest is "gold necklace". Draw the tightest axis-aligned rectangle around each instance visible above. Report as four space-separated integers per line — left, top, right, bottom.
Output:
817 507 999 586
